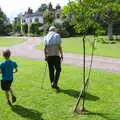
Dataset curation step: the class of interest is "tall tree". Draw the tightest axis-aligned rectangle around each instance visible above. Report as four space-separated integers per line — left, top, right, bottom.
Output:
62 0 120 39
94 0 120 40
0 8 10 35
37 4 48 12
43 11 55 24
12 17 21 33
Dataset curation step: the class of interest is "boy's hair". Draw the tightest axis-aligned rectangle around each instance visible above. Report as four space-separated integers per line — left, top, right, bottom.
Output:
3 49 11 59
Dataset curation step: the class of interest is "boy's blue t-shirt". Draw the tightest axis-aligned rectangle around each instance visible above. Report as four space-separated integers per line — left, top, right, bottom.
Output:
0 60 18 81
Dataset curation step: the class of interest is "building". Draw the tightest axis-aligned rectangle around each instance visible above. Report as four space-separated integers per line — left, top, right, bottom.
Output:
47 3 62 23
55 4 62 23
20 3 62 25
21 8 44 24
18 3 62 34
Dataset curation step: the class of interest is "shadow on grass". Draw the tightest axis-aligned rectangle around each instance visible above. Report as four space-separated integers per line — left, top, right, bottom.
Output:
11 105 44 120
59 89 99 101
86 111 119 120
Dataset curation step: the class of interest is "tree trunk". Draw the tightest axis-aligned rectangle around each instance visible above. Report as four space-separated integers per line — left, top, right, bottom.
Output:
108 22 113 40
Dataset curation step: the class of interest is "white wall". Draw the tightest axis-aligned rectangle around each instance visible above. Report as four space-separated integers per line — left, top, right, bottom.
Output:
22 16 44 24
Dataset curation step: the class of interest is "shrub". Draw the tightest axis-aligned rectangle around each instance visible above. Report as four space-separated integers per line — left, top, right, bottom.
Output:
54 22 70 38
22 23 28 34
96 36 117 44
109 41 117 44
62 20 76 36
96 37 109 44
57 28 69 38
30 22 43 36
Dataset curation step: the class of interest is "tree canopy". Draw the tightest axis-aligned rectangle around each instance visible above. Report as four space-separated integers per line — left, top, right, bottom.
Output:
37 4 48 12
62 0 120 38
0 9 10 35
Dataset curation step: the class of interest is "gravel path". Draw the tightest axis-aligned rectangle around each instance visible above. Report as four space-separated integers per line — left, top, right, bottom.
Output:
0 37 120 73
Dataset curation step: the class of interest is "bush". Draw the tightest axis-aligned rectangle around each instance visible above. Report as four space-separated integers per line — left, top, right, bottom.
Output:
95 29 106 36
54 22 70 38
38 24 50 36
62 20 76 36
109 41 117 44
96 37 117 44
96 37 109 44
22 23 28 34
30 22 43 36
57 28 70 38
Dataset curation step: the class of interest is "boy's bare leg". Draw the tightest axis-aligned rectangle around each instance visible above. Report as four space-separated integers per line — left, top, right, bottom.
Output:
10 88 16 103
10 88 15 97
5 90 12 106
5 91 10 101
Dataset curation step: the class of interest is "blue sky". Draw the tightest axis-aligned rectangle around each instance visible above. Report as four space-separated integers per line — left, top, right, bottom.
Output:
0 0 72 21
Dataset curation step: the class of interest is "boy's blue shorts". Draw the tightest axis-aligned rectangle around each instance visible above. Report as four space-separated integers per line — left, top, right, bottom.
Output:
1 80 13 91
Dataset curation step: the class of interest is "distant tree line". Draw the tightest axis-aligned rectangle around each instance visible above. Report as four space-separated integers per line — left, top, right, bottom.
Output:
0 1 120 40
0 8 12 35
62 0 120 40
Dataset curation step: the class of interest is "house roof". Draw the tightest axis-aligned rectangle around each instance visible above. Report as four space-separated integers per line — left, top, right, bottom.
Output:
23 12 43 18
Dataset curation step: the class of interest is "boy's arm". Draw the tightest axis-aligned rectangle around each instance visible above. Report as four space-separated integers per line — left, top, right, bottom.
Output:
13 68 18 73
13 62 18 73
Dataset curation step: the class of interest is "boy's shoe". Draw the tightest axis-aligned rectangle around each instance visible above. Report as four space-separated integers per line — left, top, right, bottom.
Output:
12 96 16 103
51 82 54 88
55 86 60 90
51 83 60 90
8 100 12 106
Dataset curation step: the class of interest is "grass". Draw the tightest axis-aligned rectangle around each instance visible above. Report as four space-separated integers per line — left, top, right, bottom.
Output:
37 36 120 58
0 57 120 120
0 37 25 46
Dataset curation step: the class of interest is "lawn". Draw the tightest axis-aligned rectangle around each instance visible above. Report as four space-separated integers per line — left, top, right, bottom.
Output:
0 57 120 120
0 37 25 46
37 36 120 58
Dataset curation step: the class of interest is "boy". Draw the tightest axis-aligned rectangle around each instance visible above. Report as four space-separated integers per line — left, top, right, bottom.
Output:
0 49 18 106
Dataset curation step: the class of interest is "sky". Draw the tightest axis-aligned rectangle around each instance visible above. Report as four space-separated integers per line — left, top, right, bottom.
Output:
0 0 70 21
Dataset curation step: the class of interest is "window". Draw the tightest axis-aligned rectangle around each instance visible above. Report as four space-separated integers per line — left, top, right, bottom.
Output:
56 14 60 19
30 18 32 22
22 19 25 22
35 18 39 22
